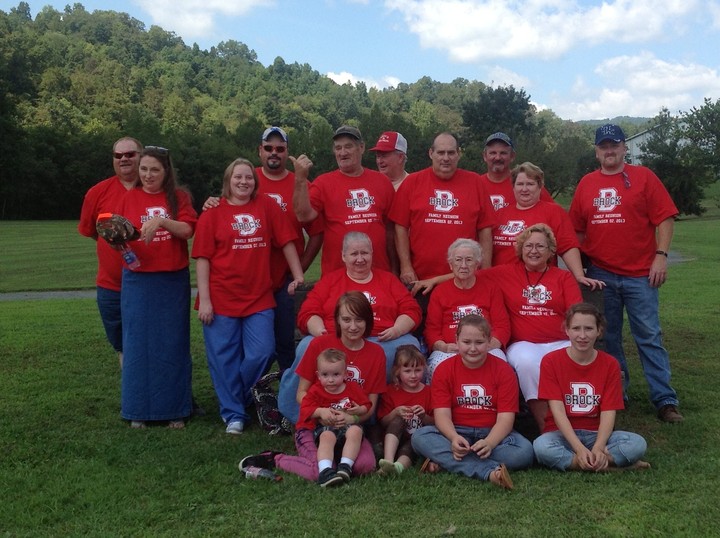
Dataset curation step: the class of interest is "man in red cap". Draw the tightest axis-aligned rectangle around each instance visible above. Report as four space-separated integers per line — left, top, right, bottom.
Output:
370 131 409 191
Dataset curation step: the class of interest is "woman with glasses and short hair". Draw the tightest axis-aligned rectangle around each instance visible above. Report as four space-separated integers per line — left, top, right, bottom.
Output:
485 223 583 432
117 146 197 429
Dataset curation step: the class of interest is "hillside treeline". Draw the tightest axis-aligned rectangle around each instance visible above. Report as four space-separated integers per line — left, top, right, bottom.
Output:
2 2 715 219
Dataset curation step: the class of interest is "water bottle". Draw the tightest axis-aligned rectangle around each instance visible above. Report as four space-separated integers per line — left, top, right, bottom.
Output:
244 466 282 482
121 244 141 270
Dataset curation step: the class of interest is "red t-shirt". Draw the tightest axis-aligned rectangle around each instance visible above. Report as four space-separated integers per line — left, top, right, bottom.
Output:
484 263 582 343
538 348 624 433
117 188 197 273
431 354 518 428
569 164 679 277
78 176 130 290
479 174 554 212
257 167 323 289
191 196 297 317
295 334 387 396
377 384 433 434
492 200 579 266
424 273 511 349
296 268 422 336
389 167 495 280
297 381 372 431
309 168 394 275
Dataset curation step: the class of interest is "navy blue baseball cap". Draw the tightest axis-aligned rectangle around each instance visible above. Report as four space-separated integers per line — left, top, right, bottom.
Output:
485 132 514 149
595 124 625 145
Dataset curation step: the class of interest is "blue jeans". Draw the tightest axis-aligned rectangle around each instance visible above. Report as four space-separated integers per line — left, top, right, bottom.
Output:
203 310 275 424
411 425 534 481
533 429 647 470
588 265 679 409
272 277 296 371
96 286 122 352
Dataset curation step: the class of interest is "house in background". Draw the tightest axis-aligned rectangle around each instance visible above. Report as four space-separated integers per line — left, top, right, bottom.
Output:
625 128 655 165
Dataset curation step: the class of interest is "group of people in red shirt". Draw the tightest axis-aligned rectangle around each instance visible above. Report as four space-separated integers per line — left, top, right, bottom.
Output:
80 122 681 488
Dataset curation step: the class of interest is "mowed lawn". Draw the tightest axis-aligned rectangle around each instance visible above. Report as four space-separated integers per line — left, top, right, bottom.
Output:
0 216 719 536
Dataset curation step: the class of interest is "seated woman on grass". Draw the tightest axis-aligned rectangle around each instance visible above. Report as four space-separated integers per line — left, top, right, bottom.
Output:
533 303 650 472
411 315 534 489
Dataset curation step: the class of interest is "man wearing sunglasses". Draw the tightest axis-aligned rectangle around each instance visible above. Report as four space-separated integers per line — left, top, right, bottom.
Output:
78 137 142 367
569 124 683 423
257 127 323 371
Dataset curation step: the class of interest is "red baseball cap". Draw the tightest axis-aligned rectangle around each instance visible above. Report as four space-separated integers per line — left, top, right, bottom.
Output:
370 131 407 154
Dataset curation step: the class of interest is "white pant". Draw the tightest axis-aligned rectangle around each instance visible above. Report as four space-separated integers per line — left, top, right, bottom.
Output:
506 340 569 400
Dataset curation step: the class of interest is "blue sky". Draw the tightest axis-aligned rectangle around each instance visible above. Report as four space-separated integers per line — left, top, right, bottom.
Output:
8 0 720 120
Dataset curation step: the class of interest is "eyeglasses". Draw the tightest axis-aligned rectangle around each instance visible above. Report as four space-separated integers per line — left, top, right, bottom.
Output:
523 243 548 252
113 151 138 160
262 145 286 153
145 146 169 155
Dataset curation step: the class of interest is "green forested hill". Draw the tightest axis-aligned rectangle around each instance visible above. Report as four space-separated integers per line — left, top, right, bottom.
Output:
0 2 646 219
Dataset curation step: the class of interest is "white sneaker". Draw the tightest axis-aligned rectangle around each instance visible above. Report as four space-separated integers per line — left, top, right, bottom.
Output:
225 421 244 435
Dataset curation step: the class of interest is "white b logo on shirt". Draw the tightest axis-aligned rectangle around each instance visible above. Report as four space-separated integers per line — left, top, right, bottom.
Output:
347 189 374 212
491 195 508 211
565 382 600 413
232 214 261 236
430 190 459 212
267 193 287 212
594 188 622 212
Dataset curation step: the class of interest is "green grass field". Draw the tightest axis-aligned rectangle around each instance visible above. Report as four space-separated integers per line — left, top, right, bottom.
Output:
1 214 719 536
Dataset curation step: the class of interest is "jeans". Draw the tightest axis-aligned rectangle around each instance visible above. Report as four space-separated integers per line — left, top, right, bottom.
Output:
533 429 647 470
411 425 534 481
587 266 679 409
272 277 296 371
203 310 275 424
97 286 122 352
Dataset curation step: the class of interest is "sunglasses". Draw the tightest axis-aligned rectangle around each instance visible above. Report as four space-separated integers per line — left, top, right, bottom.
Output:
145 146 169 155
113 151 138 159
262 145 286 153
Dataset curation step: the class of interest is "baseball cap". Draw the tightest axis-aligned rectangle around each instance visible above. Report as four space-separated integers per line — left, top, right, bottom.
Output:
485 132 514 148
333 125 363 141
595 124 626 145
261 126 288 142
370 131 408 153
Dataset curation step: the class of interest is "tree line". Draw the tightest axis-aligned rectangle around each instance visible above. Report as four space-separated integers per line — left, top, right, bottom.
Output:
0 2 717 219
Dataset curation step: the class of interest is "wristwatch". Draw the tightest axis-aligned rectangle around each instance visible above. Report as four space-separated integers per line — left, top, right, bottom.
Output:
656 250 668 257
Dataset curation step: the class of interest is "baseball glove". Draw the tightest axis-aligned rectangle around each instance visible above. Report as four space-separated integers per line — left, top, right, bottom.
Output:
96 213 140 245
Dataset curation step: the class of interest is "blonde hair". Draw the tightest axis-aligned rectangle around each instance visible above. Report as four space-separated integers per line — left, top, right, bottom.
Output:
390 345 427 385
514 222 557 260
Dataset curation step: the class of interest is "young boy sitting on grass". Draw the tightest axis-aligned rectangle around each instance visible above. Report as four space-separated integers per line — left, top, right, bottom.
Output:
298 348 372 487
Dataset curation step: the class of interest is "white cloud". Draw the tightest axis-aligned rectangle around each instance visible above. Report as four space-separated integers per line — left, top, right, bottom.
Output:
706 0 720 29
551 52 720 120
133 0 275 39
486 66 530 89
384 0 697 61
327 71 401 89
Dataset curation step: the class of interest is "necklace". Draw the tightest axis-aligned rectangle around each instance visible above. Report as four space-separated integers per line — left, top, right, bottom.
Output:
524 265 548 301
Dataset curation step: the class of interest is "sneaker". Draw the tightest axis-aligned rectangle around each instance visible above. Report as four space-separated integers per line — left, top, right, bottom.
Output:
378 459 398 476
657 404 684 423
226 421 245 434
335 463 353 483
239 451 283 471
318 468 344 488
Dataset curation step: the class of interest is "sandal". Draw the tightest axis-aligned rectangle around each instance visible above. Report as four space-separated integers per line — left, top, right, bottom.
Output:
489 464 513 490
168 420 185 429
130 420 146 429
419 458 441 474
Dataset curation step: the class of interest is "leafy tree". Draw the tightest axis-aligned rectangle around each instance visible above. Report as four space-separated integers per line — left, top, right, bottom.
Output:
640 108 712 216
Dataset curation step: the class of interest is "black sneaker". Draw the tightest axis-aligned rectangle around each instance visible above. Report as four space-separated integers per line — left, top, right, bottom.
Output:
318 468 344 488
336 463 353 483
239 451 283 471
